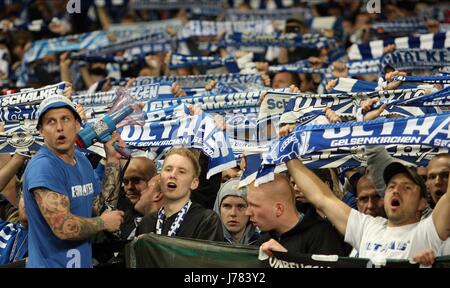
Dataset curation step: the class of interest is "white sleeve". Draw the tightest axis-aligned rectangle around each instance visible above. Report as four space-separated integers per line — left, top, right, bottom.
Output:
440 239 450 256
344 209 370 250
416 216 445 256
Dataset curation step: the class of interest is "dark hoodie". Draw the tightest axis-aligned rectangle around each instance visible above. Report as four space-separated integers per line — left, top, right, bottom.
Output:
136 202 223 242
256 213 351 256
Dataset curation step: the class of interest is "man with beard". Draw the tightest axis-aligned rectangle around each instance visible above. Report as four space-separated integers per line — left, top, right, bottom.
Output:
280 158 450 263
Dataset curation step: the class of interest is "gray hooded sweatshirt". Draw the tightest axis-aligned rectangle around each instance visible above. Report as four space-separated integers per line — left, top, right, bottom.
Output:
213 178 259 245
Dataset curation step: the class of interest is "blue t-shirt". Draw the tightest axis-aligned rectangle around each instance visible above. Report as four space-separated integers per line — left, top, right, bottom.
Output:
23 145 100 268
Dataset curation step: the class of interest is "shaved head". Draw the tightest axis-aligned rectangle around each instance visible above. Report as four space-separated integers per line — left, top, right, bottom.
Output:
246 174 298 233
426 154 450 205
130 157 157 178
248 174 295 205
356 174 385 217
124 157 157 204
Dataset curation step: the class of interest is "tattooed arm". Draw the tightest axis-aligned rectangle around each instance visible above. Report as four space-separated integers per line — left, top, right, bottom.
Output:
92 162 121 215
92 132 125 215
34 188 124 241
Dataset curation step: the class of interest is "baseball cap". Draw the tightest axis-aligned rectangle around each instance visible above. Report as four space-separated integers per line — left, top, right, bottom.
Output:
36 95 81 129
383 162 427 198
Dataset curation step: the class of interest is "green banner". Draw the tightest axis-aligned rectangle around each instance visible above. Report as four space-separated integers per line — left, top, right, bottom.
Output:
126 233 264 268
125 233 450 268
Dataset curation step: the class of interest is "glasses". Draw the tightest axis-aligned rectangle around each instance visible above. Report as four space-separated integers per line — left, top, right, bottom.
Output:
123 177 145 186
356 194 381 204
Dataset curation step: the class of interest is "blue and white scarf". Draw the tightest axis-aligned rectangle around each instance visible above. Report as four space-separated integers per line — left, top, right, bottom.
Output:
348 31 450 60
219 32 334 49
379 85 450 108
69 33 170 63
72 90 118 107
256 112 450 185
393 75 450 84
224 7 311 21
0 18 47 32
144 104 190 122
108 19 183 40
23 30 109 63
130 0 222 11
0 82 66 107
122 42 172 63
73 83 172 108
146 87 291 114
240 144 447 188
180 20 274 40
0 104 39 122
239 152 287 188
226 0 322 9
239 153 263 188
329 78 378 93
125 73 262 88
269 64 328 76
145 89 265 113
269 59 380 78
257 91 297 127
94 0 128 7
156 200 192 237
119 113 236 178
169 53 225 69
381 49 450 72
201 82 246 96
0 121 43 153
280 92 353 119
169 53 239 73
281 88 436 126
371 18 428 36
347 59 380 76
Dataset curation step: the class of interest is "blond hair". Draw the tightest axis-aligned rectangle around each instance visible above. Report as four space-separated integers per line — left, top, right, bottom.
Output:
164 148 201 178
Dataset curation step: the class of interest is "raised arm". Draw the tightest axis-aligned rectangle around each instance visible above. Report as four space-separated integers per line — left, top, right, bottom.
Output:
92 134 124 215
0 153 27 205
92 162 121 215
432 165 450 240
96 6 111 30
286 158 351 235
34 188 123 241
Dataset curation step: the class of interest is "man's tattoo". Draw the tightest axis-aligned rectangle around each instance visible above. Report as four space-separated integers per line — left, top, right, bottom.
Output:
35 189 105 241
93 162 121 215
